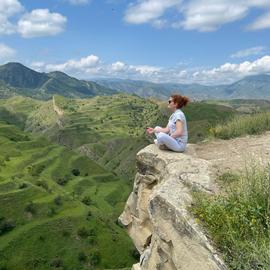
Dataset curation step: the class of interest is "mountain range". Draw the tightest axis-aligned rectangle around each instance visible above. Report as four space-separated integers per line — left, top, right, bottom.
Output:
0 62 270 100
0 62 117 100
95 75 270 100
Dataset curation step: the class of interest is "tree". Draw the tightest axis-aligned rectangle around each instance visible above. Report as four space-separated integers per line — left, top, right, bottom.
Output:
71 169 80 176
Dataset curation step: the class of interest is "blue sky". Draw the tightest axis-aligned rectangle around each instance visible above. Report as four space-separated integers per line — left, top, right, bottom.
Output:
0 0 270 85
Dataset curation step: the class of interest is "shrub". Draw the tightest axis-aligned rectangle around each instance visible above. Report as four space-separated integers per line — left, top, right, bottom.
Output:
56 175 70 186
71 169 80 176
77 227 89 238
89 250 100 266
62 230 70 237
81 196 92 206
86 211 92 220
47 207 56 217
130 248 140 260
36 180 49 191
25 201 36 215
191 164 270 269
210 111 270 140
28 164 46 177
54 195 62 206
19 182 28 189
78 251 87 262
0 217 16 235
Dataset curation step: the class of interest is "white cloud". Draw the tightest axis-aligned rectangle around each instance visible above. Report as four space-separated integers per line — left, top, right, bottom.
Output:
17 9 67 38
188 55 270 84
31 54 270 85
248 12 270 30
0 0 23 16
30 54 162 80
42 55 100 73
0 0 23 34
111 61 127 72
180 0 248 32
124 0 182 24
0 43 16 62
231 46 266 58
124 0 270 31
130 64 161 75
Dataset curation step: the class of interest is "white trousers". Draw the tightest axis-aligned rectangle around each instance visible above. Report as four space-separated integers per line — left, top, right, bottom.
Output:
154 126 186 152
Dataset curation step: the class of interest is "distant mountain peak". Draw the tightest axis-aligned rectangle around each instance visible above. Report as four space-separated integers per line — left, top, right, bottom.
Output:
0 62 117 99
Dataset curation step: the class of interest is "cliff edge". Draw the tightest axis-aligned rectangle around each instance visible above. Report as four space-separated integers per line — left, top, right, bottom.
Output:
119 130 270 270
119 144 226 270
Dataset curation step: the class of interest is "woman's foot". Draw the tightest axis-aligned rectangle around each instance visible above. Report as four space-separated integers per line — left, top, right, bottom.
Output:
154 139 169 150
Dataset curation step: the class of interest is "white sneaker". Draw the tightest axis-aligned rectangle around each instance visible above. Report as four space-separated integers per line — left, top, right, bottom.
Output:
154 139 169 150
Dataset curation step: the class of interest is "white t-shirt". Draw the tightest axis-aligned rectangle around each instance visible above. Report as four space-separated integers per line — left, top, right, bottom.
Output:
168 109 188 144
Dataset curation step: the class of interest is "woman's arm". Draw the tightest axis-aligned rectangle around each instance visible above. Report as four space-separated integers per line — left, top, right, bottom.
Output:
170 120 183 139
146 124 170 134
154 124 170 134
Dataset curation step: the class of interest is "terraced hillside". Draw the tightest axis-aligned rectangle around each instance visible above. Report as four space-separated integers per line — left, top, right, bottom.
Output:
0 94 243 182
0 122 137 270
22 94 162 182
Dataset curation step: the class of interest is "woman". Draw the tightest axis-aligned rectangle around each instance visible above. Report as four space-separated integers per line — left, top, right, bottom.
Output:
146 94 189 152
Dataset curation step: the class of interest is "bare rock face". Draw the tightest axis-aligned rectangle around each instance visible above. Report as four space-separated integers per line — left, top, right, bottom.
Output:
119 144 227 270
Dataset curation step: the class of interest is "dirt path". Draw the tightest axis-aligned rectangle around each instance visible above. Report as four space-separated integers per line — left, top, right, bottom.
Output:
190 131 270 177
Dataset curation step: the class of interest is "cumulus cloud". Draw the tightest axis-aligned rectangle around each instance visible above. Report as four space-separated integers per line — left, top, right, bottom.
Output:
0 43 16 62
111 61 127 72
124 0 182 25
124 0 270 31
180 0 248 32
30 53 270 85
17 9 67 38
0 1 67 38
30 54 162 81
0 0 23 16
38 55 100 74
0 0 23 34
231 46 266 58
187 55 270 84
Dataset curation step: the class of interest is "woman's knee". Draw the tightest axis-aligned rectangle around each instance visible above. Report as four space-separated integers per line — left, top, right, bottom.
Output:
157 133 167 143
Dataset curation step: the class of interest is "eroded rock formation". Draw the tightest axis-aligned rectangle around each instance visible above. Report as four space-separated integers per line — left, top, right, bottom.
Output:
119 144 227 270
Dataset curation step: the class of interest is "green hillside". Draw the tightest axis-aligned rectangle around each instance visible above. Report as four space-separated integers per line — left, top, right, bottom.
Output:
0 63 117 100
22 94 162 182
0 121 137 270
157 100 239 143
0 94 241 182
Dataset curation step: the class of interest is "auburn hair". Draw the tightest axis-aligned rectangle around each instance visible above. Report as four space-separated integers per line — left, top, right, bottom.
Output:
171 94 189 109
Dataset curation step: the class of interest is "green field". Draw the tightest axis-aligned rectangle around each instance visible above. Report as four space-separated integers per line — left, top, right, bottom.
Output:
0 121 137 270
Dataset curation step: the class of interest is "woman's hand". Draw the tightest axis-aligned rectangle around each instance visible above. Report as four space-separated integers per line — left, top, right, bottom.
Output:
146 127 155 135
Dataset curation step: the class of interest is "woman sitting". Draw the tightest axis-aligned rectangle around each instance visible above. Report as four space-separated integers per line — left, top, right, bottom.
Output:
146 94 189 152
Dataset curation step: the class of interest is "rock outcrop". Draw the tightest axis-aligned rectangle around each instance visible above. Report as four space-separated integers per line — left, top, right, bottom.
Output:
119 144 227 270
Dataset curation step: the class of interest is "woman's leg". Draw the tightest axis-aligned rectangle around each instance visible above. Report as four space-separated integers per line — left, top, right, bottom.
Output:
154 126 186 152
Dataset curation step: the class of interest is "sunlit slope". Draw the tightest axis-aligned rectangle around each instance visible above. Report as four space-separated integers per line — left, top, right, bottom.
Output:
22 94 161 181
0 96 41 128
0 122 137 270
0 94 242 181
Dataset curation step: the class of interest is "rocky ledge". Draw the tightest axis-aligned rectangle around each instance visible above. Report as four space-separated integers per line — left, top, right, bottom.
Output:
119 144 227 270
